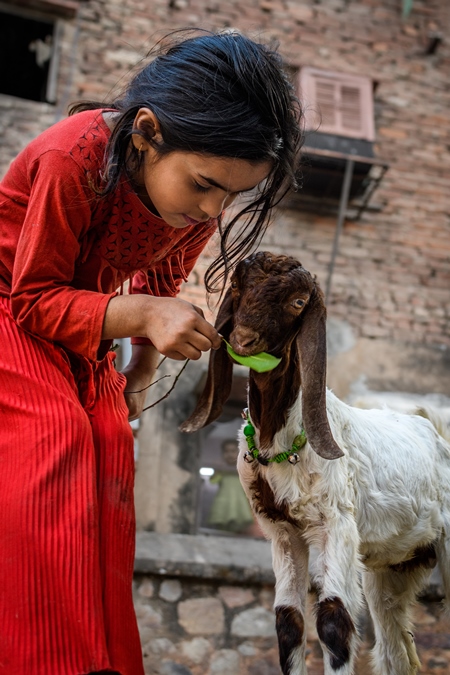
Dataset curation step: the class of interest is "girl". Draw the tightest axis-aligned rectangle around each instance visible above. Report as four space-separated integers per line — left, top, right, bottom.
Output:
0 29 303 675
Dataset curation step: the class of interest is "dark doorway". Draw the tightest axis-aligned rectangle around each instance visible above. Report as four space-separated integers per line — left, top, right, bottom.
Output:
0 10 54 102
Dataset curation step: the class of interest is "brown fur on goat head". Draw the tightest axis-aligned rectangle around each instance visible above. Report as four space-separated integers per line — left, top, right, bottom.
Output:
180 252 343 461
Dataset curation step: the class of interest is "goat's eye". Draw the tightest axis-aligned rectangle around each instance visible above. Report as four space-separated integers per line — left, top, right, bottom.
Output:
231 281 238 290
292 299 305 309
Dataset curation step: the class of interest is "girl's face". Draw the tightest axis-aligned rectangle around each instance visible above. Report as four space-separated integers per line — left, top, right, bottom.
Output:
131 109 272 228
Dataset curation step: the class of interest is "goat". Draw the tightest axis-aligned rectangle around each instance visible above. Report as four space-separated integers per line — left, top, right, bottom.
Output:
181 251 450 675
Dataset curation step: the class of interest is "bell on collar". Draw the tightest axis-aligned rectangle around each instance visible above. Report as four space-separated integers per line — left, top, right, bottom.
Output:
288 452 300 465
243 451 255 463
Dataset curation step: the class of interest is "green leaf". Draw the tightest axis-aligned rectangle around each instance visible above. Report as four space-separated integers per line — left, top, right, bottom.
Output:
223 339 282 372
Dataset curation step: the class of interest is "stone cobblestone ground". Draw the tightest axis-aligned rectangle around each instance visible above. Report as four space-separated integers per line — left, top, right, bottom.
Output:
134 575 450 675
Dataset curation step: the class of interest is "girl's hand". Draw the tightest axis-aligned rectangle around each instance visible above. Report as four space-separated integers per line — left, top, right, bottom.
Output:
121 344 159 420
102 295 221 362
145 296 220 361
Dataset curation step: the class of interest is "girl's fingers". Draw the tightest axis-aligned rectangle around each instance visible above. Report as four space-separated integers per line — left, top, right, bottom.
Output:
195 320 221 350
189 305 221 348
143 297 222 357
189 330 217 353
164 348 194 361
158 334 220 360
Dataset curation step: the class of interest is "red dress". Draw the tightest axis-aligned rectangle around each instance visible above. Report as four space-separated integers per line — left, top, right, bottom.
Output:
0 110 217 674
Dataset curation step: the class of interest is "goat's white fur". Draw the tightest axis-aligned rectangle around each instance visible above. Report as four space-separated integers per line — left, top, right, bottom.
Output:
237 390 450 675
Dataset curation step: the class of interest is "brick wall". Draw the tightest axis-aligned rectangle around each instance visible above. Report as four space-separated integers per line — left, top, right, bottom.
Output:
1 0 449 351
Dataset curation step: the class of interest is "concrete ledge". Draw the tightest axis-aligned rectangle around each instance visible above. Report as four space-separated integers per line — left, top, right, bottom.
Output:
134 532 275 585
134 533 445 602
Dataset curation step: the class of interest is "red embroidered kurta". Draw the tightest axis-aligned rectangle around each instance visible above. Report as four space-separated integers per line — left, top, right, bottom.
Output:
0 110 217 675
0 109 217 359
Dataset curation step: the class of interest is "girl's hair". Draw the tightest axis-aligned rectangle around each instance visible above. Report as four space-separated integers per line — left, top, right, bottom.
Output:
69 29 304 294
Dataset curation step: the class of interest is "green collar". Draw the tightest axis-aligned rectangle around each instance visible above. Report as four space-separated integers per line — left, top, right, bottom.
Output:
242 408 307 466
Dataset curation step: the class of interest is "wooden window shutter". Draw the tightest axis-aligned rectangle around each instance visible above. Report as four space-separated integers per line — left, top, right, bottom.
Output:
298 67 375 142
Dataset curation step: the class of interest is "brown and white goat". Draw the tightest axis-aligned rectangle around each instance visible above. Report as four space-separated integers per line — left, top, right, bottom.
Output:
181 251 450 675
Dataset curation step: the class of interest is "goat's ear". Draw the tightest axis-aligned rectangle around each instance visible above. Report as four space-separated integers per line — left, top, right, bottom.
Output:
296 288 344 460
179 288 234 433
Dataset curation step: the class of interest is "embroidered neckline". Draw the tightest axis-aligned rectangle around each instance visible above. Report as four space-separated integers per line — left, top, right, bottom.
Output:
241 408 307 466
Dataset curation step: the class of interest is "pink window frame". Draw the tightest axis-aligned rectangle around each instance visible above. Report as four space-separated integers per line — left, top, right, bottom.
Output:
298 67 375 142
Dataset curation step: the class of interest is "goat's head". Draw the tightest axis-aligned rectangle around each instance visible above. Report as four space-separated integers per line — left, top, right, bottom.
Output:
180 251 343 461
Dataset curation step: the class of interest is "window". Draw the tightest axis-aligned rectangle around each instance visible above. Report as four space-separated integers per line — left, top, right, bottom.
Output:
0 3 65 103
299 67 375 142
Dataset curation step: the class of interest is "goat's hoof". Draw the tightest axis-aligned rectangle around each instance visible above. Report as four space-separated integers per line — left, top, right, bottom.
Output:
288 452 300 464
243 451 255 463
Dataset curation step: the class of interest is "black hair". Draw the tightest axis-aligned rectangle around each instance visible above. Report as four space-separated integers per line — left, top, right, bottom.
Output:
69 29 304 294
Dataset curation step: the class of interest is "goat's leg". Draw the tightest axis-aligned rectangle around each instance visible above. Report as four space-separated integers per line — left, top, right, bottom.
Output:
237 458 310 674
270 525 309 675
238 454 310 674
436 524 450 615
362 566 430 675
247 515 309 675
312 515 362 674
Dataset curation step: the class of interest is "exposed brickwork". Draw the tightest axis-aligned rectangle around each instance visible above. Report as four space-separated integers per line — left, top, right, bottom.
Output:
1 0 449 348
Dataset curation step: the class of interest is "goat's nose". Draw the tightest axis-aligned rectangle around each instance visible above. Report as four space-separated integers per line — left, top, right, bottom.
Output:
233 326 259 349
